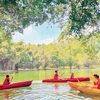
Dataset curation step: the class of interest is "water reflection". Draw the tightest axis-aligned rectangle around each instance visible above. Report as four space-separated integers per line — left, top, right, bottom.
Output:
0 90 14 100
54 83 59 94
0 83 100 100
3 91 9 100
0 86 32 100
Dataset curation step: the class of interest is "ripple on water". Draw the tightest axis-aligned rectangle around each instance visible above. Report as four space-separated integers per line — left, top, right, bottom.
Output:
3 83 94 100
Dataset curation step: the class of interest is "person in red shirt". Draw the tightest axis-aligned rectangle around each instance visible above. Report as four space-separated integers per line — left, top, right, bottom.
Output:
54 70 59 80
3 75 11 85
93 74 100 89
70 73 74 79
54 70 64 80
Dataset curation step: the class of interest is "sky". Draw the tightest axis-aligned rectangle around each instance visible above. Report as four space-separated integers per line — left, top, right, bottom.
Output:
12 22 62 45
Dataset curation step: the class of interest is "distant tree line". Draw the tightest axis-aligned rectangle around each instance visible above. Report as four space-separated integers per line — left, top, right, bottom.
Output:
0 31 100 71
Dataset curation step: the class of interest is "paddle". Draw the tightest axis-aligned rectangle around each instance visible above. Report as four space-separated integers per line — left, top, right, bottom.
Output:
11 73 15 82
76 72 97 87
75 78 84 86
58 72 65 79
75 77 88 87
60 72 65 76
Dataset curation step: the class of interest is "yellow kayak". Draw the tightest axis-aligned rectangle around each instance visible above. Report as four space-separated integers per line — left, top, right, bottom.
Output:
68 82 89 89
77 86 100 95
68 82 100 95
68 82 80 89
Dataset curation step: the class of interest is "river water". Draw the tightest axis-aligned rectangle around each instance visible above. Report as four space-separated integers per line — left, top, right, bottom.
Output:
0 81 100 100
0 69 100 100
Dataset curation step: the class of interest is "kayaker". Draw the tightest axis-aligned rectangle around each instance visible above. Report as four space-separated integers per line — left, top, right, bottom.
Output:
70 73 74 79
54 70 62 80
93 74 100 89
3 75 11 85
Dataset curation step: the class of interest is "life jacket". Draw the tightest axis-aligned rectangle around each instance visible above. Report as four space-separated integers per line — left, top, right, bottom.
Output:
70 74 74 79
97 79 100 89
3 77 10 85
54 73 59 80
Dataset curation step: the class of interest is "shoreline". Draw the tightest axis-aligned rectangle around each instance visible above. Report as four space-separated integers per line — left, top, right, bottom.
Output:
0 67 98 74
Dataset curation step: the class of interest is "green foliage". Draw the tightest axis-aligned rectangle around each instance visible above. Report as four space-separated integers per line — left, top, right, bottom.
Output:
0 30 100 70
0 30 15 70
0 0 99 34
69 0 99 33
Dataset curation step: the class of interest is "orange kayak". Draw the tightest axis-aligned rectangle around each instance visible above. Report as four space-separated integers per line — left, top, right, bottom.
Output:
77 86 100 95
68 82 92 89
68 82 80 89
68 82 100 95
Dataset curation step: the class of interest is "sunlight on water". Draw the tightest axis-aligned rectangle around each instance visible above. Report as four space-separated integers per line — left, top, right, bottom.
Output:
0 83 95 100
33 80 42 84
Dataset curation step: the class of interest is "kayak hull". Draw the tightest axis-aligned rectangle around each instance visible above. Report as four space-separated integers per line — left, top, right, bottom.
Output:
68 82 100 96
68 82 91 89
42 78 67 82
0 80 33 90
68 82 80 89
42 77 90 82
77 86 100 95
66 77 90 82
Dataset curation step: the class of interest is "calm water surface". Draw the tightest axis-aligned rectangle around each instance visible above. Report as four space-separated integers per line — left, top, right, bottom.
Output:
0 68 100 100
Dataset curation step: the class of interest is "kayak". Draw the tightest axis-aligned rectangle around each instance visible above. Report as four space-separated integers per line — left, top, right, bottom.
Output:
42 77 90 82
0 80 33 90
68 82 100 95
68 82 80 89
77 86 100 95
42 78 67 82
66 77 90 82
68 82 90 89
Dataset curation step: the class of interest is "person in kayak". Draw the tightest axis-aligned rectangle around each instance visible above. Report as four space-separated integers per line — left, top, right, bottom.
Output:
3 75 11 85
54 70 62 80
93 74 100 89
70 73 74 79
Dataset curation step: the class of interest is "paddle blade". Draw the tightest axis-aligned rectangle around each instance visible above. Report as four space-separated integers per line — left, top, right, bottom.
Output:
11 73 15 82
11 73 15 77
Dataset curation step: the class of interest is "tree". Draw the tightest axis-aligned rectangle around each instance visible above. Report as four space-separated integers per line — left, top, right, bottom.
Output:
0 0 99 34
69 0 100 34
0 30 15 70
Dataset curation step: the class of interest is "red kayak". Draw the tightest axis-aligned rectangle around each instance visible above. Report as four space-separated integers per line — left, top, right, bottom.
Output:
0 80 33 90
42 78 67 82
66 77 90 82
42 77 90 82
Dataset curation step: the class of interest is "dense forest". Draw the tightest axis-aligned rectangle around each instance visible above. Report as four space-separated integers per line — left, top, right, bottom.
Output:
0 0 100 71
0 30 100 71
